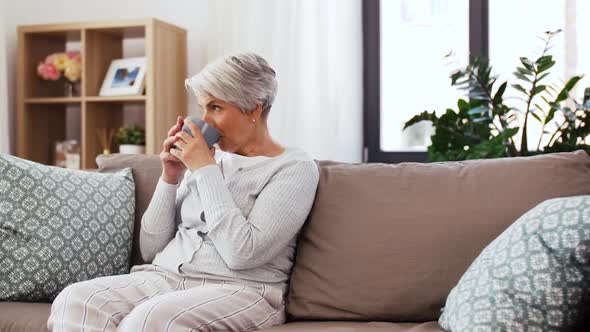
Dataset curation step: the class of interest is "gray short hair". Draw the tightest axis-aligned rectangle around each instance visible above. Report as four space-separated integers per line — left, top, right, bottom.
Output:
185 53 278 117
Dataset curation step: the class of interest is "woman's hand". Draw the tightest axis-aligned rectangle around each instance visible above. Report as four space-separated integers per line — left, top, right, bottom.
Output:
160 116 186 184
170 119 216 172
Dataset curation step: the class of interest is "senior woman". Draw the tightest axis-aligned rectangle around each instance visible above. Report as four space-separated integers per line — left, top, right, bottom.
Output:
47 53 319 331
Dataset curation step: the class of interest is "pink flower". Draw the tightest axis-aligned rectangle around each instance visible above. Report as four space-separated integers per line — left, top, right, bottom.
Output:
37 62 60 80
44 54 55 65
66 51 81 63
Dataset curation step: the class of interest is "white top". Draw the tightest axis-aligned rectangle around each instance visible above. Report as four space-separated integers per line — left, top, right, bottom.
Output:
179 151 270 231
137 147 319 293
219 151 270 179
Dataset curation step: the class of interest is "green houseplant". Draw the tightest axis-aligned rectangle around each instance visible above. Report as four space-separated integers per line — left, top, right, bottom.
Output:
404 30 590 162
116 125 146 154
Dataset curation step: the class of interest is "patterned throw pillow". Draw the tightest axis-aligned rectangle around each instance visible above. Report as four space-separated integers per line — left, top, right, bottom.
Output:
439 195 590 331
0 153 135 302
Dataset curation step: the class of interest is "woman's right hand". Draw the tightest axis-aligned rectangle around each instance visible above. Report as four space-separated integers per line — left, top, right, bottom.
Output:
160 116 186 184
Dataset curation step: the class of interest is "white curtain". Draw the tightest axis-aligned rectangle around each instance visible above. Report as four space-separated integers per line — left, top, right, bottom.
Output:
0 7 9 154
205 0 363 162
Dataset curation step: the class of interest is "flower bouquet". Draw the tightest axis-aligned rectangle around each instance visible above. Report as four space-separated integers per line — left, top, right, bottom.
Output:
37 51 82 96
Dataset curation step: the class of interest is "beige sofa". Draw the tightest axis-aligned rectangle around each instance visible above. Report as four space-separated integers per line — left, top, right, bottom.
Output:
2 150 590 332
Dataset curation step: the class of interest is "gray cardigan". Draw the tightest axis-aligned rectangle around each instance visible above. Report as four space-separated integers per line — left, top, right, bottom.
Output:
137 148 319 292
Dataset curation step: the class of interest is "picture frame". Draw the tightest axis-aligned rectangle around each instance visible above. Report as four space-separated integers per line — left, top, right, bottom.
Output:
99 57 147 96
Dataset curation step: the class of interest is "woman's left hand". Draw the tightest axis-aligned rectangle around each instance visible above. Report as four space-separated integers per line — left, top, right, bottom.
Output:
170 119 216 171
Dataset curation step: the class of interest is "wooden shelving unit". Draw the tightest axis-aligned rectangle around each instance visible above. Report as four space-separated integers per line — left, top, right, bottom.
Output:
16 18 188 168
24 97 83 104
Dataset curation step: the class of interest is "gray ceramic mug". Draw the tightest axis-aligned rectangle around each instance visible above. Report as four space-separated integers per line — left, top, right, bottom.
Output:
180 116 221 148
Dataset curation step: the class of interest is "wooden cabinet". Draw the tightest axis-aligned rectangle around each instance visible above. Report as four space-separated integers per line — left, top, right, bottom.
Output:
16 18 187 168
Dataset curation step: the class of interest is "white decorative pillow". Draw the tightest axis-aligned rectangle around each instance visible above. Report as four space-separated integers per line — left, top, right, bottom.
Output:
439 195 590 331
0 153 135 302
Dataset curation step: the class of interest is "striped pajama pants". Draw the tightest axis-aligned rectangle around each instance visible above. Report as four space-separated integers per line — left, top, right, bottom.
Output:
47 264 286 332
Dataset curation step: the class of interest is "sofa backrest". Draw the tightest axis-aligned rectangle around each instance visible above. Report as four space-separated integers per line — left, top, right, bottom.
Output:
97 154 162 266
285 150 590 322
97 151 590 323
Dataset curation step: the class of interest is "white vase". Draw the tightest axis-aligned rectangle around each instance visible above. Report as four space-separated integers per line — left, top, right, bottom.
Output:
119 144 145 154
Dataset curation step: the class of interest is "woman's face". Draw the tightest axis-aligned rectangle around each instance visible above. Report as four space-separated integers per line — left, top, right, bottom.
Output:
197 94 256 153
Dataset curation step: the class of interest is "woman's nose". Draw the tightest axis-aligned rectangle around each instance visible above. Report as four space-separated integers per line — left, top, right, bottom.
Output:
201 113 217 130
201 112 211 124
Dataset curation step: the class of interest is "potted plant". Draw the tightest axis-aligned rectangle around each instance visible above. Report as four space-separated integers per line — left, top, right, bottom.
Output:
404 30 590 162
116 125 146 154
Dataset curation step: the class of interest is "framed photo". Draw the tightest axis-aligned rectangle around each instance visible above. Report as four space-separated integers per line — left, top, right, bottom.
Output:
99 57 147 96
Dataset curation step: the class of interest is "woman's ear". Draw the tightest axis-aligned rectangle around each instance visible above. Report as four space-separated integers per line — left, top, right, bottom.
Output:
250 103 263 123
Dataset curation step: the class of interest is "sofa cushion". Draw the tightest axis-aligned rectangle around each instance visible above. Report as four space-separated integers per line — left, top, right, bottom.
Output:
96 153 162 266
0 303 442 332
260 321 443 331
0 153 135 302
0 302 50 332
287 151 590 322
438 195 590 331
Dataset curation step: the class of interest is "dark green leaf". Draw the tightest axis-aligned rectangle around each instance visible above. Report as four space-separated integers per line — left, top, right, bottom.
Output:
533 85 547 96
547 84 559 93
467 106 487 115
403 111 438 130
536 55 555 72
493 82 507 105
450 70 463 85
530 111 542 123
520 57 534 71
512 84 528 95
457 99 469 112
537 72 550 82
513 72 531 82
516 66 533 76
533 104 546 117
502 127 520 138
556 76 583 102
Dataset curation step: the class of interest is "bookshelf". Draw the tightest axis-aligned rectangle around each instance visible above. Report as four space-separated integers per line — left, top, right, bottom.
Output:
16 18 187 169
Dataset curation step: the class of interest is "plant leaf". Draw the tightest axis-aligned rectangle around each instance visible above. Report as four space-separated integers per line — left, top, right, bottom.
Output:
520 57 534 71
467 106 487 115
493 82 507 105
516 66 533 76
537 72 550 82
512 84 528 95
556 76 583 102
530 111 542 123
536 55 555 73
457 99 469 112
403 110 438 130
533 85 547 96
450 70 463 85
533 104 546 117
513 71 531 82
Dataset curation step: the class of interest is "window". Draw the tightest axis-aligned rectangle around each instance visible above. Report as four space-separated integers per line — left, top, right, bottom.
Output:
380 0 469 152
364 0 588 163
490 0 588 151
